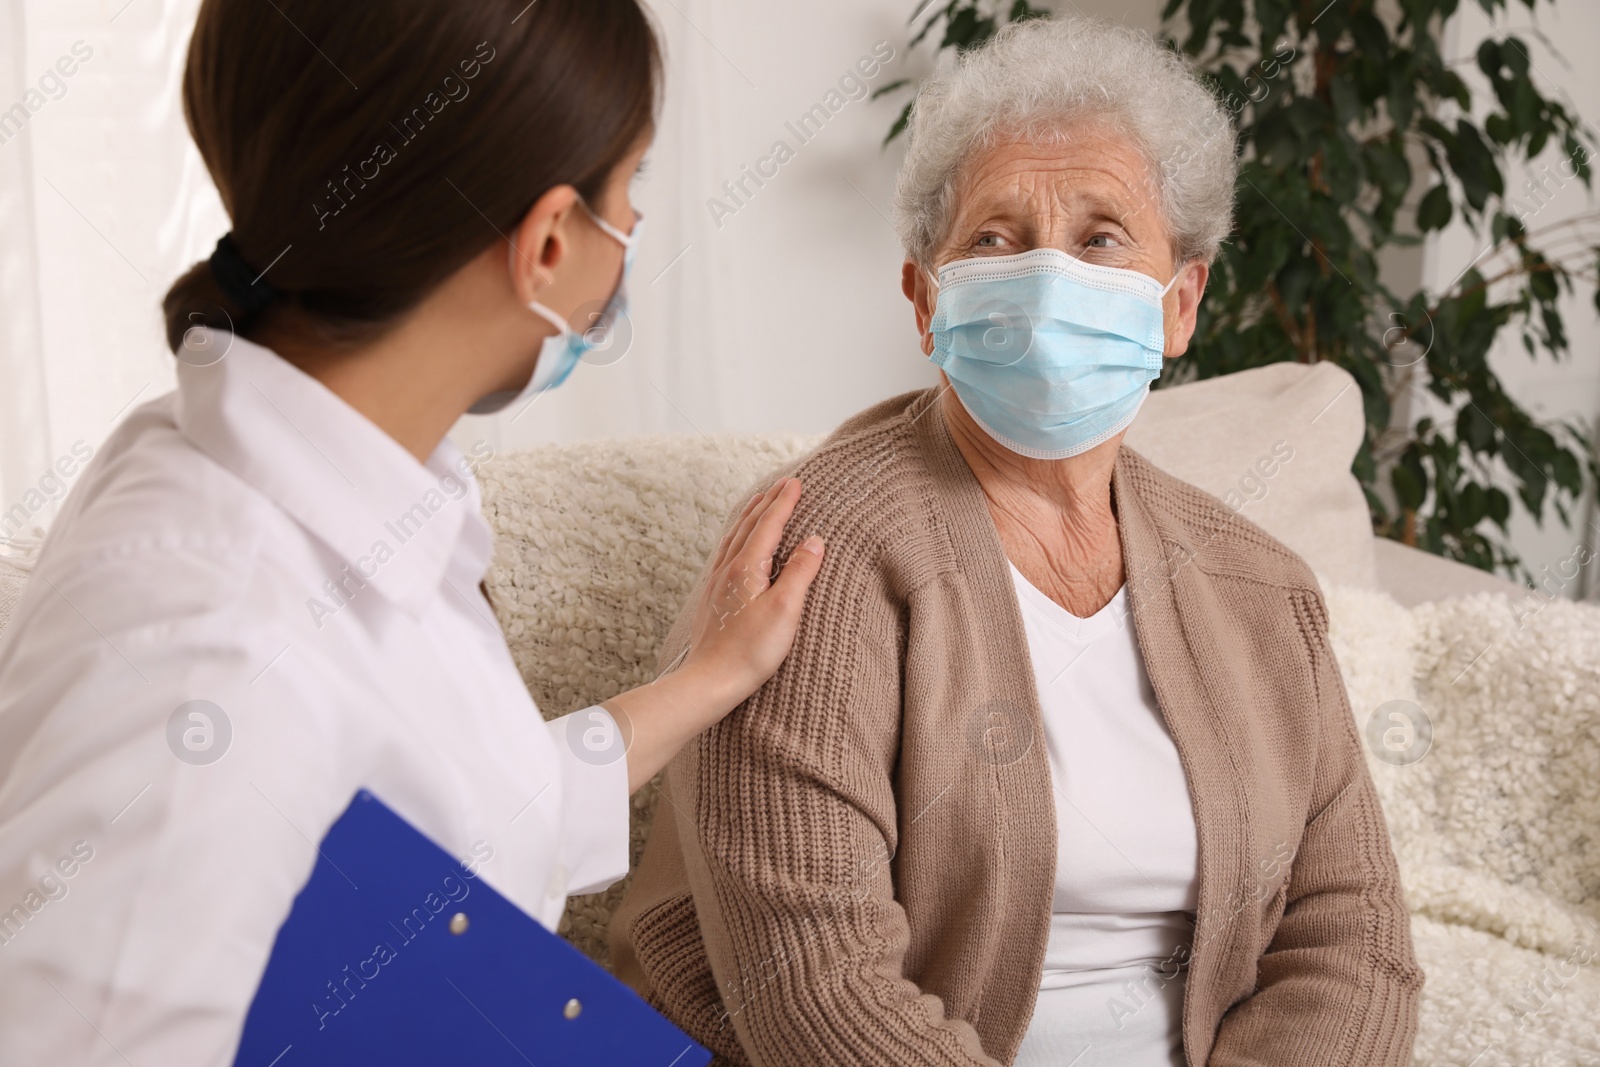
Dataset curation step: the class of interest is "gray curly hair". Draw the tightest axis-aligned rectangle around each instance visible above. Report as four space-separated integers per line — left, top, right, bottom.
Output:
892 16 1239 268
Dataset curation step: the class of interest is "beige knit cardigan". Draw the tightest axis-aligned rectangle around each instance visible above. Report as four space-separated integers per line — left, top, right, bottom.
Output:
611 387 1423 1066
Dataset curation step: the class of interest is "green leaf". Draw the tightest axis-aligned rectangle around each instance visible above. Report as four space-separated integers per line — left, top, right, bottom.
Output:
1457 402 1498 453
1351 10 1390 56
1255 109 1302 168
1365 137 1412 201
1490 210 1523 243
1476 39 1502 82
870 78 911 101
1278 256 1319 318
1553 447 1582 493
1543 306 1569 354
1486 487 1512 529
1285 97 1330 140
1458 481 1488 527
1387 64 1416 129
1444 119 1505 210
1419 116 1454 151
1330 72 1363 126
1509 76 1539 133
1417 184 1453 231
1500 35 1532 79
1393 449 1427 511
1256 0 1290 50
939 7 994 52
1323 132 1365 202
1529 266 1559 303
883 100 913 146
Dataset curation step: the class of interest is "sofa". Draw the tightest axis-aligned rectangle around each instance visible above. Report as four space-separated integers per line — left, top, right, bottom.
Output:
2 363 1595 1065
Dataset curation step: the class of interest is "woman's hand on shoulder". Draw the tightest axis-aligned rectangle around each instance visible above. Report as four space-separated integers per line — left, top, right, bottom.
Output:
603 476 823 792
681 476 824 710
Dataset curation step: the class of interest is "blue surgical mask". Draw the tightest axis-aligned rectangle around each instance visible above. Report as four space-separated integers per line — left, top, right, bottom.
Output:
469 201 642 415
926 247 1180 459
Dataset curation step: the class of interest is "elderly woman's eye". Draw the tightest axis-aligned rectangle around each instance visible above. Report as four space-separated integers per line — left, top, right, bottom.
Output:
976 234 1005 249
1087 233 1122 249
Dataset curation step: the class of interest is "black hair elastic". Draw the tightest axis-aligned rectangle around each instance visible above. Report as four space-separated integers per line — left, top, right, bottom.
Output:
207 234 281 325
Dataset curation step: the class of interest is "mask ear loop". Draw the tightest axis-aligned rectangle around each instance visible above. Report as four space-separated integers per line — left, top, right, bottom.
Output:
583 203 639 249
507 240 572 336
921 265 945 351
506 198 639 334
1158 262 1187 298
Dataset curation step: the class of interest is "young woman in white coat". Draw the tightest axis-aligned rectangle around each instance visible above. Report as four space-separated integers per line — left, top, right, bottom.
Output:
0 0 822 1061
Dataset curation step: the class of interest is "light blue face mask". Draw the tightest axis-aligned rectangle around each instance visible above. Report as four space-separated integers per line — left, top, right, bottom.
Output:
469 201 642 415
926 247 1180 460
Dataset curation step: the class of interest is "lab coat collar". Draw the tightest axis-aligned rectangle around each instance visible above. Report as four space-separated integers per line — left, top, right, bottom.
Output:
173 330 489 619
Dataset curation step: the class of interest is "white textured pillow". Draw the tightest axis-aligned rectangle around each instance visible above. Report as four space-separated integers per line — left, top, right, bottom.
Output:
1126 361 1378 589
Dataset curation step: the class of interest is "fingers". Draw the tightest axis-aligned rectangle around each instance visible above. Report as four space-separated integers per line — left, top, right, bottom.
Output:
681 479 824 698
767 535 825 616
729 478 802 584
719 478 787 570
721 477 797 573
713 474 786 568
711 490 765 574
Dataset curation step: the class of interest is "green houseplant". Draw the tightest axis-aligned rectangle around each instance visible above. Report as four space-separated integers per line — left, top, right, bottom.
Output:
880 0 1599 578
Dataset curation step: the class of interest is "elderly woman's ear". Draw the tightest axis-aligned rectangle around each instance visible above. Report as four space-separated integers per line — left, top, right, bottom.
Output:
1162 259 1209 358
901 260 937 357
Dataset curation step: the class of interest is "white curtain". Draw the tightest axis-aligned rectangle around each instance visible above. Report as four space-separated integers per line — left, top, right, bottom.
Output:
0 0 225 544
0 0 50 545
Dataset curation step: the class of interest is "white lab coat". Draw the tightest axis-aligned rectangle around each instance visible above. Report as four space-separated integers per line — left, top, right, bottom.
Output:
0 331 629 1065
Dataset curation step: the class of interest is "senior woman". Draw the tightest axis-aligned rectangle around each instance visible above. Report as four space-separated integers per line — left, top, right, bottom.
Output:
612 16 1421 1067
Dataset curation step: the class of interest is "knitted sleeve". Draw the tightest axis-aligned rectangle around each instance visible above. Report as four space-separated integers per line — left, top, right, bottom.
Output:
1207 588 1424 1065
663 510 1004 1066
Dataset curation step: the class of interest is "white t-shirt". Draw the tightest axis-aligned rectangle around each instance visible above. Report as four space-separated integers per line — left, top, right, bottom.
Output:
0 332 630 1065
1008 563 1199 1067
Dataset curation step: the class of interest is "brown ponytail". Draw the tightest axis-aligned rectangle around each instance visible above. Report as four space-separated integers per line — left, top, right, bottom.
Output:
163 0 660 354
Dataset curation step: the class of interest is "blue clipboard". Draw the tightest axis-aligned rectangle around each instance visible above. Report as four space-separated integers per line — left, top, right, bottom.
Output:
234 789 710 1067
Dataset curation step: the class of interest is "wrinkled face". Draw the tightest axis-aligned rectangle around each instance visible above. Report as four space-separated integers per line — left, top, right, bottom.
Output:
904 124 1207 360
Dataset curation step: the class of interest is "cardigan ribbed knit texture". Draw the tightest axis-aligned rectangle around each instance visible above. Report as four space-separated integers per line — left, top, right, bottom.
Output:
611 387 1423 1066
